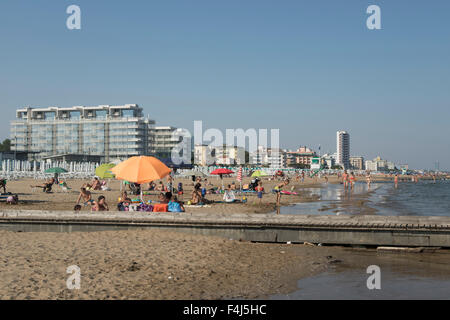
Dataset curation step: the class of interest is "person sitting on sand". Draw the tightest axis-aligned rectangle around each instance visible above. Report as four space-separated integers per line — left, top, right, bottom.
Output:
148 182 156 191
92 195 109 211
191 183 203 205
223 185 236 203
76 187 93 206
156 181 164 192
168 195 185 212
162 192 172 204
84 177 101 190
31 177 55 193
158 192 166 203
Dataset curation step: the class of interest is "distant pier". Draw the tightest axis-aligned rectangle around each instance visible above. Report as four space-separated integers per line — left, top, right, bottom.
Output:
1 210 450 248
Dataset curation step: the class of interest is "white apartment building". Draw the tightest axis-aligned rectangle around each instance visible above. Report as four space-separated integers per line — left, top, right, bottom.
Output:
11 104 155 162
194 144 246 166
149 126 182 159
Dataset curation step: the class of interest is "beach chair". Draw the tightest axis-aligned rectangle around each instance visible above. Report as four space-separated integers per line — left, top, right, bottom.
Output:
58 181 71 193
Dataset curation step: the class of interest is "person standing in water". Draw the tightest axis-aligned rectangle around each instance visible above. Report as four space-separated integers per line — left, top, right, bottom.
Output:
342 170 349 189
366 172 372 190
394 174 399 188
349 172 356 190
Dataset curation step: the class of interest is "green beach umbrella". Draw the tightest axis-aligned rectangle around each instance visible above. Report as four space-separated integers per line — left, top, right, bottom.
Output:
45 167 68 174
95 163 116 179
251 170 268 177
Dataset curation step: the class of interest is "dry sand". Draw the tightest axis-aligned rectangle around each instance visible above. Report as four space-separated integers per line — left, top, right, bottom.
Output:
0 229 342 300
1 176 337 214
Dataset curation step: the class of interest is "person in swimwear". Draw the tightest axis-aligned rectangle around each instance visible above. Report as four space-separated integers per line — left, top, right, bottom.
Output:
342 170 349 189
349 172 356 189
394 174 399 188
84 177 101 190
76 187 93 206
31 177 55 193
92 195 109 211
274 179 290 206
255 181 264 205
366 172 372 190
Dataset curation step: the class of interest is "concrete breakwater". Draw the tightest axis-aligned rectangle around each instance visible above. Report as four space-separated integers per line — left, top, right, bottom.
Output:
1 210 450 248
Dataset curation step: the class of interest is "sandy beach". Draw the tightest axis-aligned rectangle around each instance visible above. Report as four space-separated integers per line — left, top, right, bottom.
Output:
0 228 345 300
1 174 447 300
1 176 339 214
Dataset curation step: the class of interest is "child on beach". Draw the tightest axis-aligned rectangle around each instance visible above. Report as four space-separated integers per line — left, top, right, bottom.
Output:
255 181 264 205
76 187 93 206
92 195 109 212
223 185 236 203
177 182 184 199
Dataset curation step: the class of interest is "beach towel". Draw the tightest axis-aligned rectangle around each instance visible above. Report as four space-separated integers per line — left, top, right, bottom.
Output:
152 203 168 212
184 205 212 208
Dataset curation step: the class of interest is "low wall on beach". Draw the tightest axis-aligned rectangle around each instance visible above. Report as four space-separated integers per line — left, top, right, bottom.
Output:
1 210 450 248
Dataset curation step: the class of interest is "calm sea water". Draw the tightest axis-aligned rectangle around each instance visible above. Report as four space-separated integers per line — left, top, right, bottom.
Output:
273 180 450 299
270 249 450 300
279 180 450 216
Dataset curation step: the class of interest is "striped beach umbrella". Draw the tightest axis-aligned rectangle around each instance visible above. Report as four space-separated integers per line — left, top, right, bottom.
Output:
237 167 243 190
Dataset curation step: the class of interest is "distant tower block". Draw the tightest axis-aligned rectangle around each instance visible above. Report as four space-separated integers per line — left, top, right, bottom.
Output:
336 131 350 169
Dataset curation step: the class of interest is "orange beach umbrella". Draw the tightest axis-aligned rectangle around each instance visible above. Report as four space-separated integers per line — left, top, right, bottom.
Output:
111 156 172 184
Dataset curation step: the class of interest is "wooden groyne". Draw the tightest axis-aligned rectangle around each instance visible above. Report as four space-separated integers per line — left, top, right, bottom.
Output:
1 210 450 248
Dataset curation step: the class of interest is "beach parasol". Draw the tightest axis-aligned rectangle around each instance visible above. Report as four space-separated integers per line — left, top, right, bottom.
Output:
178 170 207 177
210 168 234 189
95 163 115 179
251 170 268 177
45 167 68 174
111 156 171 184
210 168 234 175
44 167 68 181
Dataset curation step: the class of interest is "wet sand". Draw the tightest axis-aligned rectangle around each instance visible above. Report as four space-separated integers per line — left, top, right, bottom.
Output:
272 247 450 299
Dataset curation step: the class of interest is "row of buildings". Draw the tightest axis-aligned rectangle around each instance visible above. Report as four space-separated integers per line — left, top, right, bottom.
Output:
9 105 406 171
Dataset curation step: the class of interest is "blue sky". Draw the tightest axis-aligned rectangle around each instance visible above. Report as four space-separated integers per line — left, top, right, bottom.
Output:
0 0 449 169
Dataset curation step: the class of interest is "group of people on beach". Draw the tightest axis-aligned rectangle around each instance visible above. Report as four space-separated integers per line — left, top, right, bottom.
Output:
75 187 109 211
341 171 357 189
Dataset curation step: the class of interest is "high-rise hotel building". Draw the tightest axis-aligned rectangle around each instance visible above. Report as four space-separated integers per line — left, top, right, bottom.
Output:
336 130 350 169
10 104 157 162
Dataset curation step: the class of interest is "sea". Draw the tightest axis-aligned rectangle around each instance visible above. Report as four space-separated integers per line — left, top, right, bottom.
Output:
279 179 450 217
272 179 450 299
